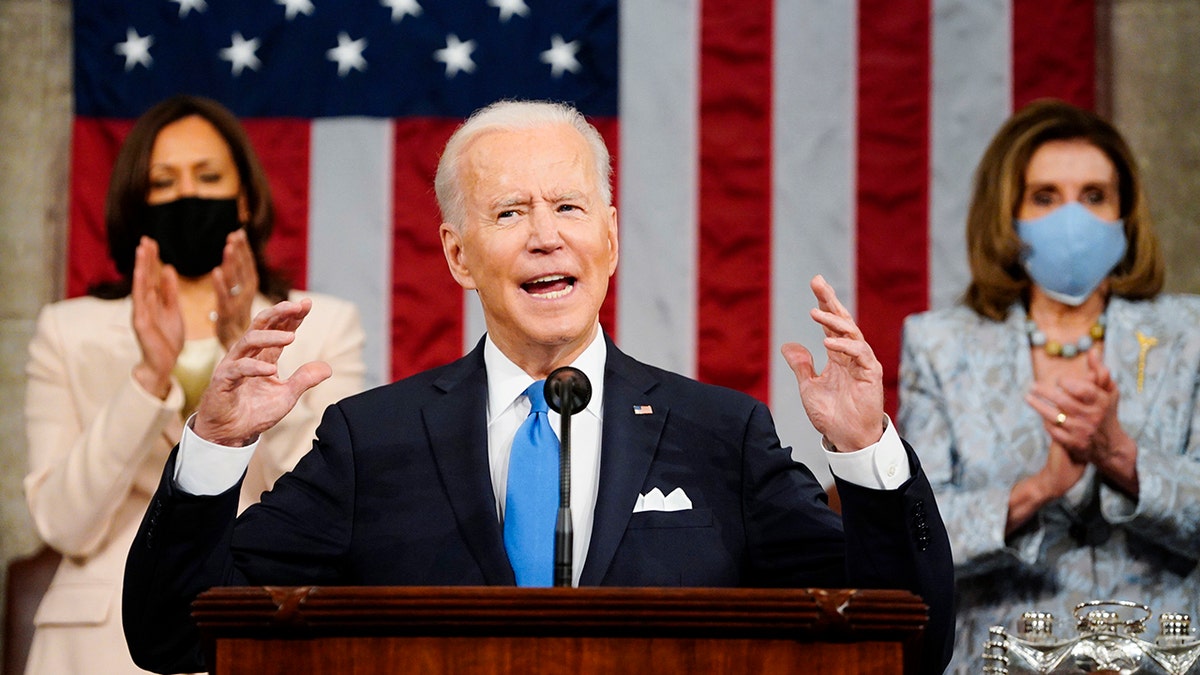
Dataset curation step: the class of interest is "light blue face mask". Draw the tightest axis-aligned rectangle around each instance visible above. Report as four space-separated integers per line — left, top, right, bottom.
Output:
1016 202 1127 306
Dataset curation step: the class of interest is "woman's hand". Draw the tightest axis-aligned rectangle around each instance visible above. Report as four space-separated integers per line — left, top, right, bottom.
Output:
1025 349 1139 496
211 229 259 350
131 237 184 400
1008 441 1088 535
1082 350 1139 495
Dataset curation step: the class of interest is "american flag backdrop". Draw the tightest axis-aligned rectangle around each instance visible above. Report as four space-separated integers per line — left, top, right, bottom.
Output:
69 0 1096 483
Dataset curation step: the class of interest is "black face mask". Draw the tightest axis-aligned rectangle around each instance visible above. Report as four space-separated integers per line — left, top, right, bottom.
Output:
143 197 242 278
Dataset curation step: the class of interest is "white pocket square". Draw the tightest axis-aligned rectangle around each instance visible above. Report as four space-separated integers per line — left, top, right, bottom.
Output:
633 487 693 513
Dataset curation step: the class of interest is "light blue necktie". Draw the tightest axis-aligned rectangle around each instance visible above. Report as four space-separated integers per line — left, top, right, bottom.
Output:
504 380 559 587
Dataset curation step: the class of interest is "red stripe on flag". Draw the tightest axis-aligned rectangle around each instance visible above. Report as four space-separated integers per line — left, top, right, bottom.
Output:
698 0 774 404
391 119 464 380
242 120 311 289
857 0 932 413
592 118 620 337
68 118 133 297
1012 0 1096 110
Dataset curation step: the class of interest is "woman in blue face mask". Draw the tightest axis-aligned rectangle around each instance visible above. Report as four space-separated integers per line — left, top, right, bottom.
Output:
899 99 1200 673
20 95 366 675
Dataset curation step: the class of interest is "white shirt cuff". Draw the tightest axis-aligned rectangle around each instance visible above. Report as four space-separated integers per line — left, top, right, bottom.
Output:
174 416 259 496
822 415 910 490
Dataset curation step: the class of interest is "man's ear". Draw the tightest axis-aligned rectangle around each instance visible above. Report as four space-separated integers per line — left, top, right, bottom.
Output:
440 222 477 290
606 206 619 277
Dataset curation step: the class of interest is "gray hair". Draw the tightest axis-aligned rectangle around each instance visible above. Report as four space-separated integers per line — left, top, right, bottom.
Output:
434 100 613 229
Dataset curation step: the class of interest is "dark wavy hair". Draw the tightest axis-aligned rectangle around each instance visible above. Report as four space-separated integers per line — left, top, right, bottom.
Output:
89 94 290 301
963 99 1162 320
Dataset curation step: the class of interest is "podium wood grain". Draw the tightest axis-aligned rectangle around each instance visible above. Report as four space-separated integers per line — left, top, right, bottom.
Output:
192 586 927 674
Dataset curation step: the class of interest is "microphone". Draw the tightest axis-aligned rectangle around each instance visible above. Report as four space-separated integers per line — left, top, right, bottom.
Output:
545 366 592 416
543 367 592 588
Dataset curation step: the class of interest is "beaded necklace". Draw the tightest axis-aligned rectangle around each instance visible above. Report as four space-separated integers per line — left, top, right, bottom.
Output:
1024 315 1106 358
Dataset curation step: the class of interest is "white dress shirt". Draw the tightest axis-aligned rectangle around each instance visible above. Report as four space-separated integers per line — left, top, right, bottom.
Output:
483 330 606 586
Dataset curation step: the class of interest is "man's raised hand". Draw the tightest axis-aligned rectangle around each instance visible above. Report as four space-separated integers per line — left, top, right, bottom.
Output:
781 275 885 452
193 299 332 447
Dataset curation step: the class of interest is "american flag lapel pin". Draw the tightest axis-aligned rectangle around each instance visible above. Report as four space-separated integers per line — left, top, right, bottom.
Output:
633 404 653 415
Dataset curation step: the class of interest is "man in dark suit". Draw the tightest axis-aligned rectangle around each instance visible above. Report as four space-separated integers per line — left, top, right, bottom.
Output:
123 100 954 674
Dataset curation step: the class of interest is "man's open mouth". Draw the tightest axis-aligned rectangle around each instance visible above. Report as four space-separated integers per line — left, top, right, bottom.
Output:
522 274 576 299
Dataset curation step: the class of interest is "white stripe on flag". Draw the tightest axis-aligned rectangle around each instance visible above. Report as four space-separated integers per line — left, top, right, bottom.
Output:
616 0 701 377
930 0 1013 310
772 0 857 483
309 118 394 388
464 291 487 354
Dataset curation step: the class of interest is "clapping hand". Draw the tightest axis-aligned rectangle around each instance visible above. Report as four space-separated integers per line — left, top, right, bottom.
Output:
1025 349 1119 455
211 229 259 350
1025 348 1138 495
781 275 885 452
131 237 184 400
192 299 332 447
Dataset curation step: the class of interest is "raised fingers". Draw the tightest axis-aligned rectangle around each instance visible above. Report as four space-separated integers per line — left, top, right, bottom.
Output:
810 274 852 318
823 335 881 374
1028 378 1090 409
236 327 298 352
809 276 863 341
1049 377 1102 406
286 361 334 396
213 231 258 343
226 228 256 279
809 307 863 340
249 298 313 333
131 238 182 364
225 300 314 365
214 231 256 294
1086 349 1116 392
1025 386 1101 457
215 351 281 381
1026 395 1072 439
781 342 816 381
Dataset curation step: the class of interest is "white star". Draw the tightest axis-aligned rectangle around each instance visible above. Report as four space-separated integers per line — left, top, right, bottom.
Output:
114 28 154 71
488 0 529 22
434 34 477 78
326 32 367 77
540 34 581 78
381 0 421 23
276 0 314 20
219 32 262 76
170 0 207 17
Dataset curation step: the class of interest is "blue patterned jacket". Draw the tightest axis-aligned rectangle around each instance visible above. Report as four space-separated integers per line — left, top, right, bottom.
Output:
899 295 1200 674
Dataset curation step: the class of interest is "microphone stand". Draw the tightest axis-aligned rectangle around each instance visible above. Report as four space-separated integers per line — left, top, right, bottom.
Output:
545 367 591 588
553 393 574 588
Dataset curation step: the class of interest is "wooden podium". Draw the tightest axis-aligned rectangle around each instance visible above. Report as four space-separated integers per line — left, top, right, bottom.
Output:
192 586 927 674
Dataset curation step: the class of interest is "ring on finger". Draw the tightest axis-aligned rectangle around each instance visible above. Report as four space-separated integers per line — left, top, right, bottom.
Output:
1055 412 1067 427
229 283 242 297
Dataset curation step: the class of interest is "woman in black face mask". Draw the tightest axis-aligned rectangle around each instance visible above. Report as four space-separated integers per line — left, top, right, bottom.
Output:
21 95 366 675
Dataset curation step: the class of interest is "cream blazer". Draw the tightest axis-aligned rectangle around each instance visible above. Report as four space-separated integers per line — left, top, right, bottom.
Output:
22 291 365 675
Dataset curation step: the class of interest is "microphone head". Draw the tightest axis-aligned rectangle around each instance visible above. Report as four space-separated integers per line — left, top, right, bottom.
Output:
544 366 592 414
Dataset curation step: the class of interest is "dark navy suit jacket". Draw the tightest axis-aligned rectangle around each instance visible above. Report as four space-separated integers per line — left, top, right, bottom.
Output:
124 336 954 673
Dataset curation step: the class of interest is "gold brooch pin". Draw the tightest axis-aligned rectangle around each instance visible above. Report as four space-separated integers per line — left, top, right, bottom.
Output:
1136 331 1158 393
